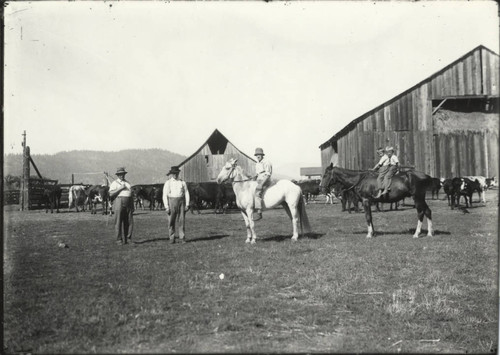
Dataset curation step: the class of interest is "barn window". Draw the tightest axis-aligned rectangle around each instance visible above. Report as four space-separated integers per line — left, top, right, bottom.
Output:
207 130 228 154
205 155 209 164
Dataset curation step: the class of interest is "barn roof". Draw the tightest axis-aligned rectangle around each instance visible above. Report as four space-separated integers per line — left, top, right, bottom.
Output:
319 45 499 149
300 167 323 177
177 129 256 167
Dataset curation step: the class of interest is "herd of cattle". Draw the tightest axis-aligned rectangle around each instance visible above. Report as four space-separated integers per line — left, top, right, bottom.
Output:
40 174 497 214
41 181 239 215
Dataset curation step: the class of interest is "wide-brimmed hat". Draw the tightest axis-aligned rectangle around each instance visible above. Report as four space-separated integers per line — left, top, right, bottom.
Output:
254 147 265 156
167 166 181 175
115 167 128 175
385 146 395 152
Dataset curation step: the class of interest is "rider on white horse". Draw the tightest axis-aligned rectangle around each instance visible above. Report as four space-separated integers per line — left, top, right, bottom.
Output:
254 147 272 221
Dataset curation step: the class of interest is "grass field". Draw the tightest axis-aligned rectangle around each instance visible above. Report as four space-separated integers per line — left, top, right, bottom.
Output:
4 191 498 353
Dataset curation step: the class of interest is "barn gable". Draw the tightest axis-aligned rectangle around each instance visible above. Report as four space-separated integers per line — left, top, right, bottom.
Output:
177 129 256 183
319 45 499 178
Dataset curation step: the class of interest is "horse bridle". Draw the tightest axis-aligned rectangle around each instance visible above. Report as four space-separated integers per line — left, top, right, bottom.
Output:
326 168 367 193
226 162 254 184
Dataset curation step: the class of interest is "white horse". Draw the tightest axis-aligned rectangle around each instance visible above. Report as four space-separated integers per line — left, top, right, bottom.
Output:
216 158 311 244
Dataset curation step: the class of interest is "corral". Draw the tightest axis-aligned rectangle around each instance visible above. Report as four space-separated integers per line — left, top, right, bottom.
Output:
4 190 497 353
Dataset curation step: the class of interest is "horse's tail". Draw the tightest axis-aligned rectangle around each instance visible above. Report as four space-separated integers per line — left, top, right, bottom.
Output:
298 194 312 235
68 187 74 209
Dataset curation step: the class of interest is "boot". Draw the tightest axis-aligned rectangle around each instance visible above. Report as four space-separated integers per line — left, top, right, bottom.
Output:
253 210 262 221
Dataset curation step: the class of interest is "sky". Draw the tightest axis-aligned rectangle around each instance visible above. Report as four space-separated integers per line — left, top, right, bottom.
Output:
4 1 499 179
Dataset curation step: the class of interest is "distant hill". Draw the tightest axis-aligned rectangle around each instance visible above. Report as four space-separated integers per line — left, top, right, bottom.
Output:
4 149 187 185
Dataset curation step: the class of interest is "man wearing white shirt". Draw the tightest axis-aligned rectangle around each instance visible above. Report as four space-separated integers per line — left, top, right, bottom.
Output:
162 166 190 244
108 167 133 245
373 146 399 199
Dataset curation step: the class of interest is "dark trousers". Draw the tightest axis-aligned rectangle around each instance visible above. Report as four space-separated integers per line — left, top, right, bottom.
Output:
377 165 398 192
167 197 186 240
113 197 134 243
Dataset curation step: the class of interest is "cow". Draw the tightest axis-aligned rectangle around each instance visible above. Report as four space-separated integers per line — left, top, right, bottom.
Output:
297 179 321 204
131 184 155 210
464 176 493 203
216 182 237 213
443 177 476 209
68 185 87 212
442 178 454 206
149 184 164 211
458 178 482 207
43 185 62 213
187 181 224 214
426 177 442 200
87 185 112 215
330 181 360 213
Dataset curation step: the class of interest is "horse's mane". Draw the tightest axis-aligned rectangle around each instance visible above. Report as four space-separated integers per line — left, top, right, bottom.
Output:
234 165 253 181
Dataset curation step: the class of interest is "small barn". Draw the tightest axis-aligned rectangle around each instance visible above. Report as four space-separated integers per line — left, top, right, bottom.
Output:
177 129 256 183
300 167 323 179
319 45 499 178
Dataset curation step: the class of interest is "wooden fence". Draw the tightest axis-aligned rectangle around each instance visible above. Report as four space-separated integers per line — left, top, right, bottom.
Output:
5 182 93 209
3 190 20 205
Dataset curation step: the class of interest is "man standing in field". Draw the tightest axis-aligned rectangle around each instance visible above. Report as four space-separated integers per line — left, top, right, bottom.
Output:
108 167 134 245
162 166 190 244
253 147 272 221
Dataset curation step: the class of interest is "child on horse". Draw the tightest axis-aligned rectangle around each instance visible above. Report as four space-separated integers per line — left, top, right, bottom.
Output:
373 146 399 199
253 147 272 221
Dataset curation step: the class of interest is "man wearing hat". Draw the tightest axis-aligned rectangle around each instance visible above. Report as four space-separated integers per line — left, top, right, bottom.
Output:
254 147 273 221
108 167 134 245
162 166 190 244
372 146 399 199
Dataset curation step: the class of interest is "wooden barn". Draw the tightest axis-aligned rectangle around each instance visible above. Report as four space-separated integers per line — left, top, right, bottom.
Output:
319 45 499 179
177 129 256 183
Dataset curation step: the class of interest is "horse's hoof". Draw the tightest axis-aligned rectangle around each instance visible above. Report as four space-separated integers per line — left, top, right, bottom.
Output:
291 237 298 242
250 240 256 245
427 233 434 237
413 234 420 239
366 234 373 239
245 239 251 244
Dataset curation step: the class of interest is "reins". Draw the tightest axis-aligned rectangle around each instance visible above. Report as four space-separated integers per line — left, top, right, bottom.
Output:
227 164 254 183
327 169 370 193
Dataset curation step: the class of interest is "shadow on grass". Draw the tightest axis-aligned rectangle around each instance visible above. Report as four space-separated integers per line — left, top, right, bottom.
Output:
188 234 231 242
261 232 325 242
352 229 451 236
133 237 170 244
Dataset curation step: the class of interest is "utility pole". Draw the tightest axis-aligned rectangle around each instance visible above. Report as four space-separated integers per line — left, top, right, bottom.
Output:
21 131 30 211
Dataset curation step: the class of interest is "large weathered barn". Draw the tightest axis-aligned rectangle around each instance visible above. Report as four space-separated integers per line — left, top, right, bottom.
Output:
320 45 499 178
177 129 256 183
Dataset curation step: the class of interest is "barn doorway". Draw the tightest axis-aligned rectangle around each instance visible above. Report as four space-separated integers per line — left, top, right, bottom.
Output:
433 97 499 177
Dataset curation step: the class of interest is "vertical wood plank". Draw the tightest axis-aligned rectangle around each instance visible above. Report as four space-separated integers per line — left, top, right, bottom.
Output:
457 61 465 96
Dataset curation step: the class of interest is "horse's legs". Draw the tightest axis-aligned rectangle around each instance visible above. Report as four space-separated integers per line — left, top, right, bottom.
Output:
281 202 298 241
290 205 300 241
363 199 374 238
425 203 433 237
413 196 433 238
241 210 253 243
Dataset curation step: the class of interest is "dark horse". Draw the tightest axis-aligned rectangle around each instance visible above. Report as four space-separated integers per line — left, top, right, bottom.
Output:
320 164 434 238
